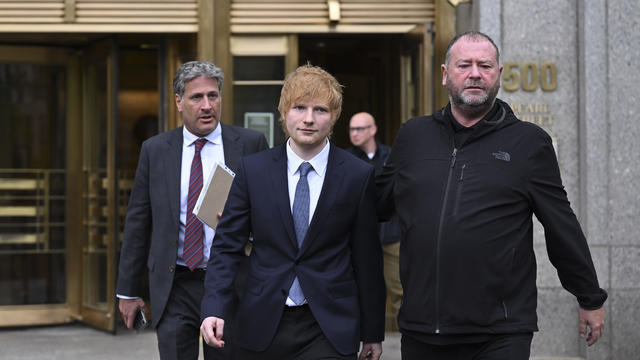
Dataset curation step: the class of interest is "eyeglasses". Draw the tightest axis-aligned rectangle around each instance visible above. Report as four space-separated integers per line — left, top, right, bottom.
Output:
348 125 372 133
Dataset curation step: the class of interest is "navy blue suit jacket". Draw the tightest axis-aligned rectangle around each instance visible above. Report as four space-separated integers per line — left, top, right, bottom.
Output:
202 142 385 355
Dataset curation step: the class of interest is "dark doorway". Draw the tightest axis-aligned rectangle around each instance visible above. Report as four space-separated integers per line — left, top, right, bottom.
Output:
298 35 402 149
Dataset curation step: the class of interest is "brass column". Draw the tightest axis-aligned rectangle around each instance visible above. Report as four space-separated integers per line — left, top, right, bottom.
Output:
434 0 456 110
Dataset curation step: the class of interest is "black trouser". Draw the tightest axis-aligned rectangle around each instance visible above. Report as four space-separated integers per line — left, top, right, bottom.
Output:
156 266 232 360
234 305 356 360
401 333 533 360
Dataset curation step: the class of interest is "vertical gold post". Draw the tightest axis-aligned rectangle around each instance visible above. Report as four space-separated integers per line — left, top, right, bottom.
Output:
422 26 433 115
64 0 76 23
43 171 50 250
434 0 455 110
285 34 299 74
167 38 180 130
198 0 215 61
66 55 83 318
105 49 116 332
214 0 233 124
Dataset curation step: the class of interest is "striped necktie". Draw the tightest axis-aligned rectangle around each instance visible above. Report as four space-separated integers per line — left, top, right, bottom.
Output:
183 138 207 270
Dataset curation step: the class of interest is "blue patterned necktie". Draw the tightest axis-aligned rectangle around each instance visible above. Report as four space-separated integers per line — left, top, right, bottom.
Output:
288 162 312 305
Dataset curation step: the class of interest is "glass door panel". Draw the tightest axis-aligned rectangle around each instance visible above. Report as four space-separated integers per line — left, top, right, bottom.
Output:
232 56 286 147
79 40 161 332
115 46 160 311
403 25 433 118
230 35 295 148
0 47 70 326
117 46 159 247
80 40 117 331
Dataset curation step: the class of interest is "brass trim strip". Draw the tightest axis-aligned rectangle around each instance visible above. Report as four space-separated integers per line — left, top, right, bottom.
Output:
233 80 285 86
0 233 40 244
0 24 198 32
0 306 72 327
75 3 196 9
0 178 41 189
231 24 424 33
0 206 41 216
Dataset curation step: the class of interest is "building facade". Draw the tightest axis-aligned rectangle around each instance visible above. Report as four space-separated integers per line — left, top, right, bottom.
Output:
470 1 640 359
1 0 638 359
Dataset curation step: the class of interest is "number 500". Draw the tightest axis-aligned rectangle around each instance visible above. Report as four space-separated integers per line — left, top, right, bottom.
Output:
502 62 557 92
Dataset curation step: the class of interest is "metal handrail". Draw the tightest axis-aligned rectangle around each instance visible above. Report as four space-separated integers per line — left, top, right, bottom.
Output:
0 169 65 249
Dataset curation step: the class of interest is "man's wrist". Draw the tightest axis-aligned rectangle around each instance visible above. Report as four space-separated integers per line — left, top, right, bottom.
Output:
117 294 140 300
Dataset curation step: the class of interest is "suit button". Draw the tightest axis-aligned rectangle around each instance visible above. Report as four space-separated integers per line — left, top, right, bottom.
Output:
169 265 175 273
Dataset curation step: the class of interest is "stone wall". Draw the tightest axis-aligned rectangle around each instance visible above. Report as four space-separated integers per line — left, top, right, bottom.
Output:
470 0 640 359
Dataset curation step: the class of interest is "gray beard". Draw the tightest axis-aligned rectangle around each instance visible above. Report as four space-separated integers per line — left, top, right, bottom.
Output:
448 85 499 119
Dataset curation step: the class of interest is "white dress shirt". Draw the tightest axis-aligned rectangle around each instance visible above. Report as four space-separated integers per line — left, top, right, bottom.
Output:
284 138 330 305
178 125 226 268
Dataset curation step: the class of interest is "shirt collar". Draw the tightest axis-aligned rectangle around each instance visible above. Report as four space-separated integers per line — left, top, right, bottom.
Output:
183 123 222 146
286 138 330 177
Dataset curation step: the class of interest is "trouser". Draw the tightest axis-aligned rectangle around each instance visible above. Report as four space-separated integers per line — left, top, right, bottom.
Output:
156 266 232 360
383 242 403 317
234 305 356 360
401 333 533 360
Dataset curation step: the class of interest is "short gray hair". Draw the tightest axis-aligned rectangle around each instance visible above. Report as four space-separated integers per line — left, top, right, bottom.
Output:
444 31 500 68
173 61 224 99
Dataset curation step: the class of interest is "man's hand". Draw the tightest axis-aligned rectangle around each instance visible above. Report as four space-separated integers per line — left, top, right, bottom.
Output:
579 307 605 346
118 297 146 330
359 342 382 360
201 316 226 348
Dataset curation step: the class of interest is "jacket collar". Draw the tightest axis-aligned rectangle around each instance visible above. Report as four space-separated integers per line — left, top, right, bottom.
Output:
435 98 515 147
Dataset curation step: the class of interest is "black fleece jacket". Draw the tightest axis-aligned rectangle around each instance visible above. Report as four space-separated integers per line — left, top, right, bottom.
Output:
377 99 607 337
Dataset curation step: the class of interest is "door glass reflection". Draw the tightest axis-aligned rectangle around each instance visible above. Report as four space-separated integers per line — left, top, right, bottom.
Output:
83 57 109 310
0 63 67 306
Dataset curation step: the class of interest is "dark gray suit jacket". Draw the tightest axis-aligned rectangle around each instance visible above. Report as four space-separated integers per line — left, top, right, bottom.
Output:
116 124 268 327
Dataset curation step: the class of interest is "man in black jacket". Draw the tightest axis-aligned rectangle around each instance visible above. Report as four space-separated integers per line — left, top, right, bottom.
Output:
346 112 403 323
377 31 607 359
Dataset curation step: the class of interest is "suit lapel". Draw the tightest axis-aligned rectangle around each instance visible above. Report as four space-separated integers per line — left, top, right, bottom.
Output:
270 145 299 250
221 124 242 170
164 127 183 227
300 143 344 254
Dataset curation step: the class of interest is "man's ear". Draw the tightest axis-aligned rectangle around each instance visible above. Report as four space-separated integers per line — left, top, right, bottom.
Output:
175 94 183 112
371 124 378 137
441 64 448 86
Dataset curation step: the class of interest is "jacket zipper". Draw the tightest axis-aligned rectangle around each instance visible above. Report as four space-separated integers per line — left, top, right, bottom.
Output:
452 164 466 215
434 148 457 334
502 301 508 320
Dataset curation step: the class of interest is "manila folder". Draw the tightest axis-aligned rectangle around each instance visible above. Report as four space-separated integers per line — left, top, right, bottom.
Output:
193 162 236 229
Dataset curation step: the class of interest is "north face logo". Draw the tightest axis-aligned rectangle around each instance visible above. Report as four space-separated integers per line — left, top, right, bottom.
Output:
492 151 511 162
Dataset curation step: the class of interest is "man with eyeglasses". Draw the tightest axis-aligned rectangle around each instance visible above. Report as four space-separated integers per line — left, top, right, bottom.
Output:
346 112 403 326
